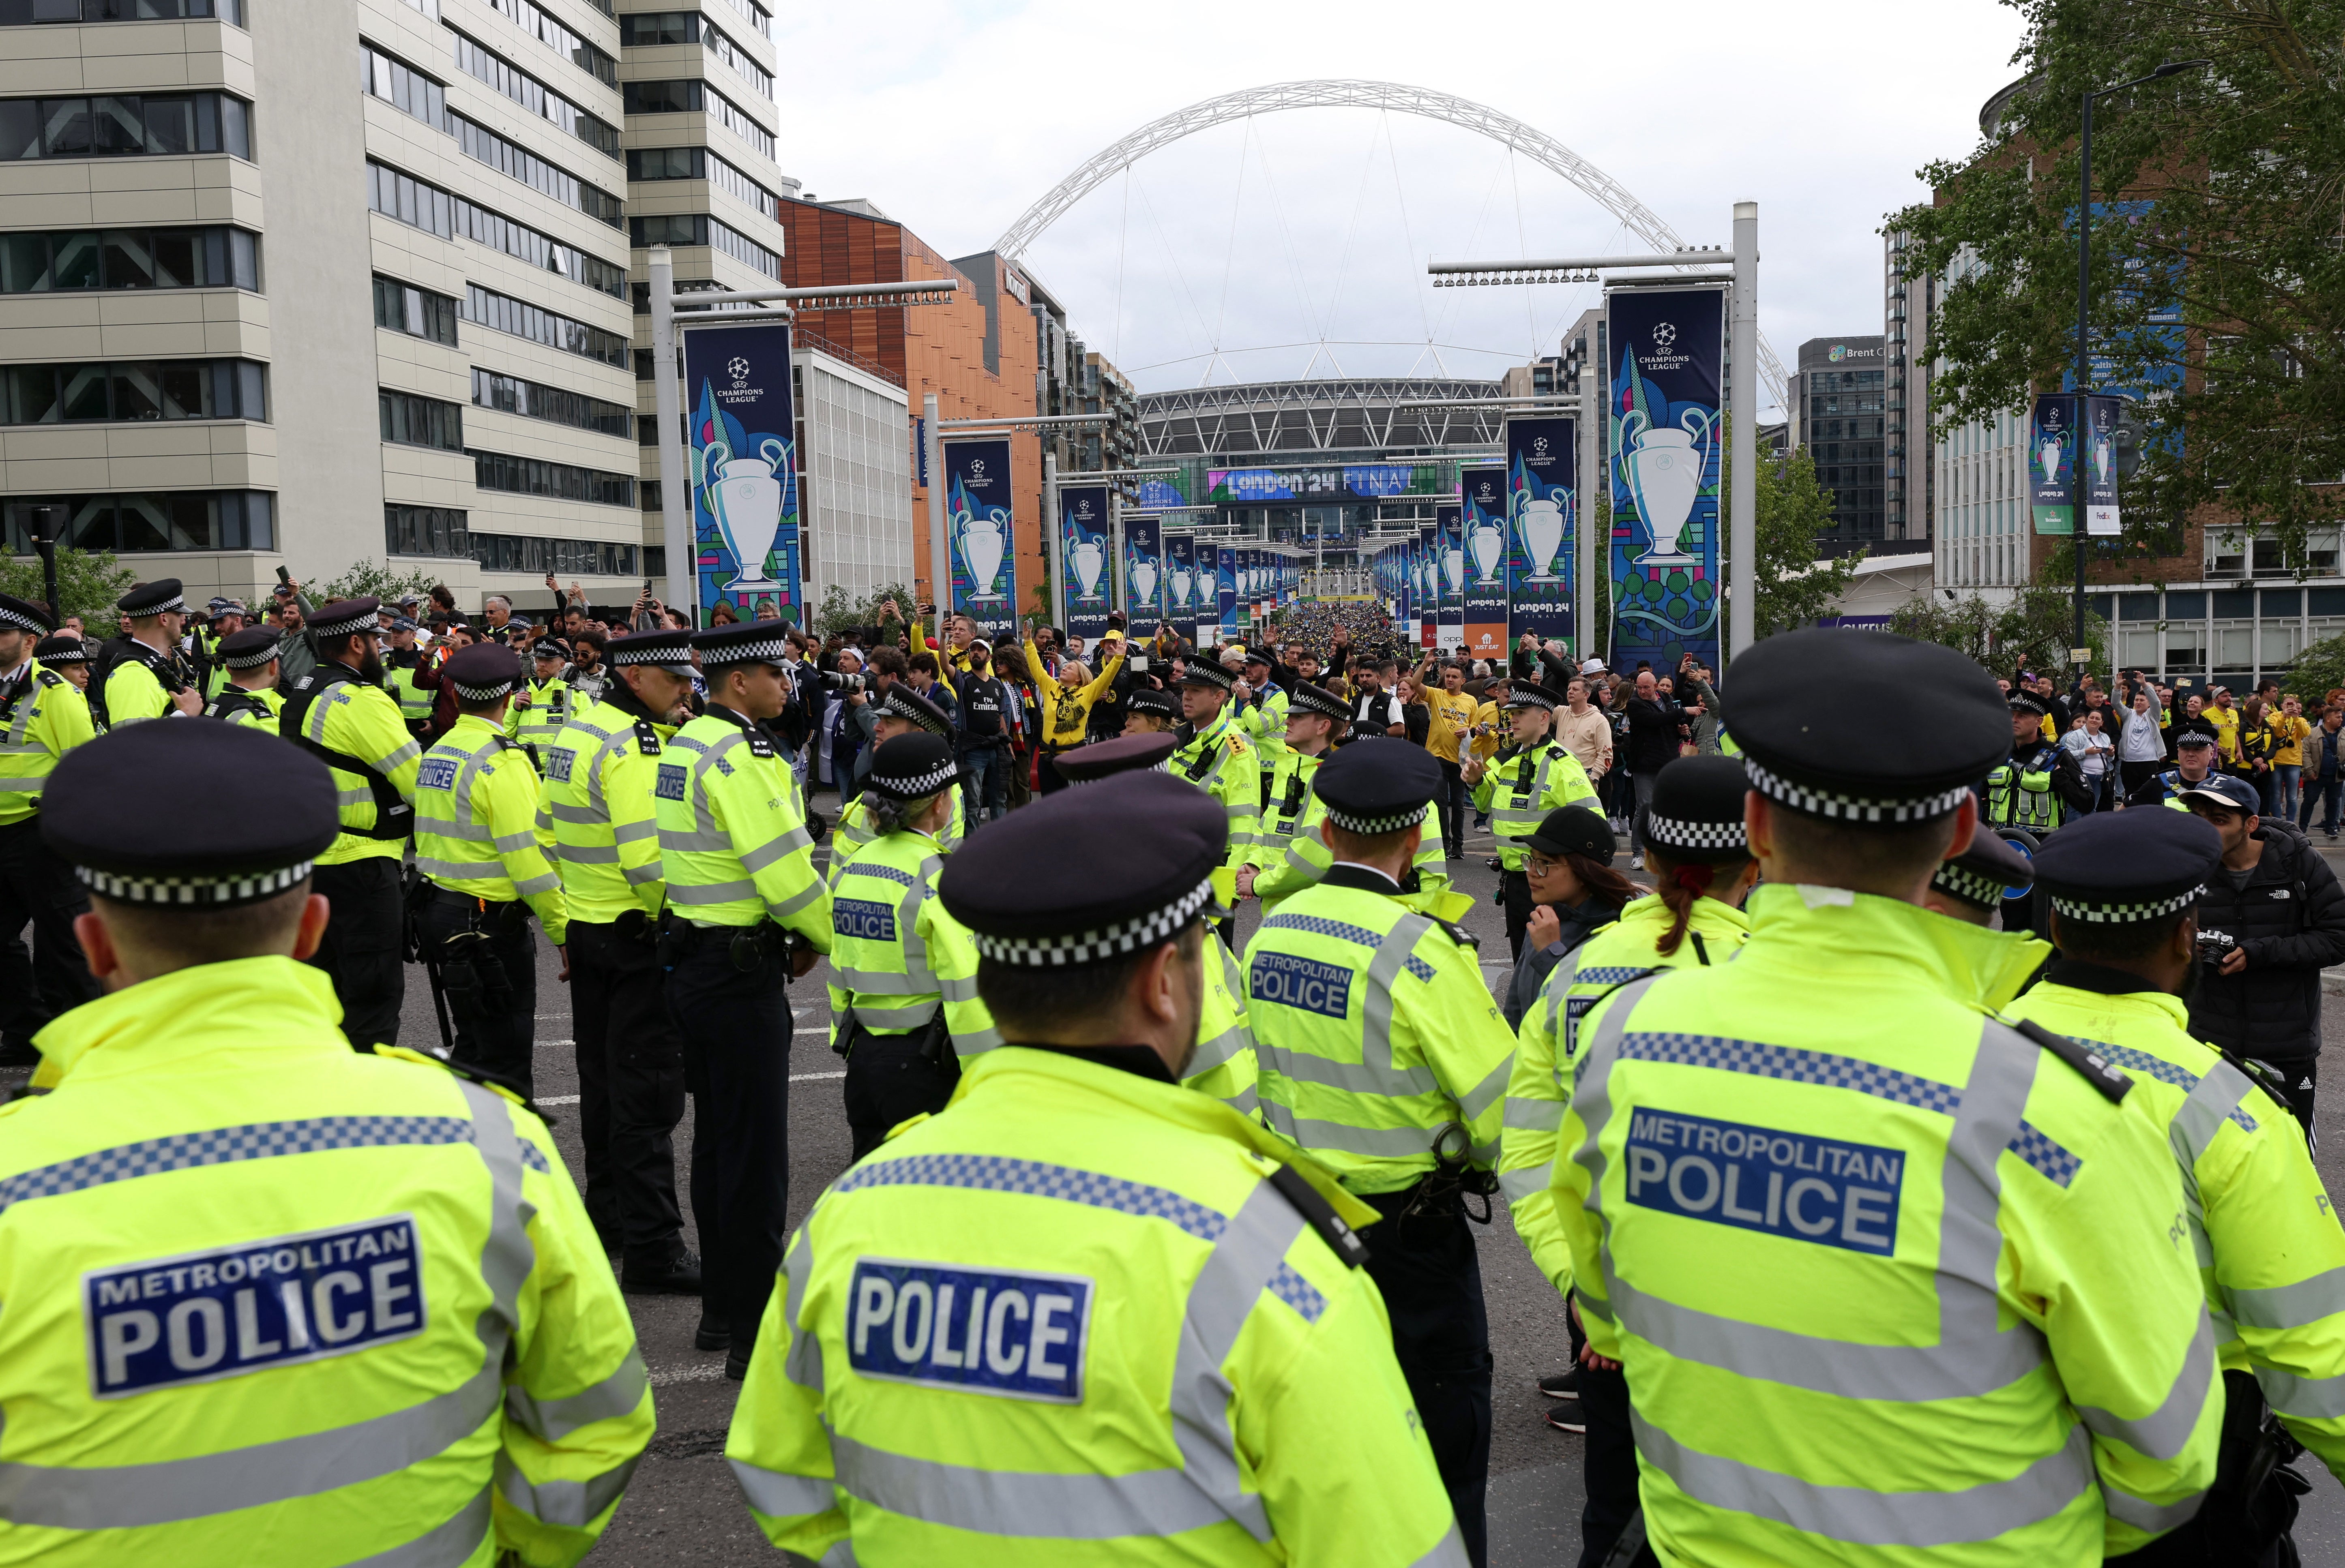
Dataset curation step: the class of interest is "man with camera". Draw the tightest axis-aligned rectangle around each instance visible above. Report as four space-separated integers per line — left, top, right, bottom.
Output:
2180 773 2345 1136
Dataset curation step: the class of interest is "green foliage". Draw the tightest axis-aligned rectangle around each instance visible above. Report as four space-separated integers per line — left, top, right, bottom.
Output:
1890 0 2344 555
0 546 136 626
2281 634 2345 705
1891 583 2109 679
319 559 443 604
1753 445 1862 639
811 581 918 639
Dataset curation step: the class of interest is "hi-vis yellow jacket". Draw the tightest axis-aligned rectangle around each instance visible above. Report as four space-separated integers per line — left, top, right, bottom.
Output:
0 955 652 1566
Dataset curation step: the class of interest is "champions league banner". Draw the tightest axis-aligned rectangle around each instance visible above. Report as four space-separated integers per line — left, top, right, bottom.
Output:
1215 544 1238 641
1165 532 1199 644
683 322 802 625
1124 514 1164 626
944 437 1018 640
1506 416 1575 647
1607 286 1725 673
1420 522 1442 652
2030 394 2076 536
2084 395 2122 537
1459 469 1507 661
1060 484 1112 644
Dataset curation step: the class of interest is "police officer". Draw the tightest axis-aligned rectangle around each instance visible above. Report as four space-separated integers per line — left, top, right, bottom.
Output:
0 592 99 1058
1553 628 2218 1564
1243 740 1515 1566
828 683 965 881
410 643 566 1099
657 619 832 1377
1982 695 2083 932
384 615 439 739
1120 683 1180 735
510 637 573 770
280 598 420 1051
545 628 698 1296
1 719 650 1563
1243 683 1449 914
2126 724 2223 809
95 578 203 727
2008 809 2345 1562
1170 656 1260 948
1463 683 1599 960
1921 823 2039 930
1239 645 1289 799
31 633 90 690
1056 730 1262 1118
200 626 286 727
830 732 1001 1159
723 768 1465 1566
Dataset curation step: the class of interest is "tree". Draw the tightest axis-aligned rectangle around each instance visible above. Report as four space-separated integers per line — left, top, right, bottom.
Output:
2281 634 2345 705
811 581 918 639
1891 584 2110 678
1891 0 2344 557
0 546 136 626
320 559 444 604
1751 445 1862 638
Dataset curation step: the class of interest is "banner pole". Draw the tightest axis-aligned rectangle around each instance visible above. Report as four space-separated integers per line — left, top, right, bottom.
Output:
1045 448 1063 633
1579 366 1597 664
649 248 693 623
925 392 946 650
1729 201 1759 660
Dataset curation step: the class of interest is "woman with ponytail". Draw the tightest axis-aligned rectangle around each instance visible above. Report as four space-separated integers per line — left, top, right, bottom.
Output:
1496 753 1761 1493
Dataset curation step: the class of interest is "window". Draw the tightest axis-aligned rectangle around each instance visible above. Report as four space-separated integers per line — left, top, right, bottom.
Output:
713 0 770 39
0 0 242 23
384 502 469 558
618 11 771 98
0 91 250 160
469 450 633 508
359 43 444 127
470 367 629 437
0 225 256 292
445 110 623 226
466 531 641 576
380 390 464 450
628 213 778 279
448 28 620 161
6 359 265 423
461 283 628 366
3 490 271 554
372 274 459 345
366 160 628 297
477 0 615 86
622 78 772 161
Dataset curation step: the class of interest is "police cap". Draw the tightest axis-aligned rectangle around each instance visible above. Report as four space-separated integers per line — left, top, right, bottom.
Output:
218 626 283 670
2173 726 2218 751
940 771 1225 966
1242 646 1274 669
876 684 952 737
0 591 54 636
1313 737 1439 835
692 619 791 671
1521 805 1613 864
1124 686 1179 721
117 579 188 618
1288 681 1348 722
444 642 523 702
308 598 382 639
1644 754 1751 862
1730 628 2006 824
865 732 960 800
1502 684 1558 713
33 634 86 665
2010 694 2047 718
610 630 693 670
2031 809 2219 925
1930 824 2037 913
44 721 338 908
1177 658 1234 692
1053 732 1177 783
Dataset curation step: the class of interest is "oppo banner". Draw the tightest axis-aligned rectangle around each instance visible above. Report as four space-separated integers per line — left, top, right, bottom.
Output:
1124 514 1164 627
1506 416 1575 647
1165 532 1200 645
944 437 1018 640
682 321 801 626
1607 285 1725 672
1060 484 1112 644
1459 469 1506 660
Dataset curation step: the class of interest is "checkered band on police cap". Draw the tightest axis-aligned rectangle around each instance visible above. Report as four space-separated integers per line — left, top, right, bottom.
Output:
1288 681 1348 721
2010 695 2047 717
453 673 513 701
1931 860 2010 912
1179 659 1235 691
1644 812 1747 854
702 636 790 669
0 594 52 635
881 686 952 735
1323 799 1431 835
308 600 382 638
33 635 85 665
974 874 1220 966
222 640 279 670
610 632 696 669
1742 756 1974 825
1504 685 1558 712
79 859 315 909
2048 885 2206 925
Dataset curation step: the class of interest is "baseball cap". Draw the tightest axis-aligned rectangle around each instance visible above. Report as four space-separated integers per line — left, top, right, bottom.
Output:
2176 775 2261 816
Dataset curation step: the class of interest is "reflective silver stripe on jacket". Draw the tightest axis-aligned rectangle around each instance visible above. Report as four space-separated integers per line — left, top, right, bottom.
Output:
341 1485 492 1567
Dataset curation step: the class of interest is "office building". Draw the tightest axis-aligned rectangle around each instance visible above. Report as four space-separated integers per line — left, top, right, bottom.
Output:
1787 335 1886 549
1884 228 1932 543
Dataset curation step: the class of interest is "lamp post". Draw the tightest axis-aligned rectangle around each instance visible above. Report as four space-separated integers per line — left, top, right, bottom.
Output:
2072 59 2210 679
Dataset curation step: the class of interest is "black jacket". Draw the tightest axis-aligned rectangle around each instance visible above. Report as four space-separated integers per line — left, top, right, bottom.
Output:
1501 896 1628 1030
2188 821 2345 1062
1623 696 1691 774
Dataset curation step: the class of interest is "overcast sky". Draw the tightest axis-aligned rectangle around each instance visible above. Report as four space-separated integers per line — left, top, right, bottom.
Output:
770 0 2031 416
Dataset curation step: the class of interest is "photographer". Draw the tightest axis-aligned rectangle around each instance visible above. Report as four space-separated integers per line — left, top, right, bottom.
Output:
2180 775 2345 1135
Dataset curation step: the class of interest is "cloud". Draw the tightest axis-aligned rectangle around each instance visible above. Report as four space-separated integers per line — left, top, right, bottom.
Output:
771 0 2028 410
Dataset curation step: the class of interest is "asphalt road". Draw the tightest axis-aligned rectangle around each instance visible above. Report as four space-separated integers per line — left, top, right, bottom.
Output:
9 809 2345 1564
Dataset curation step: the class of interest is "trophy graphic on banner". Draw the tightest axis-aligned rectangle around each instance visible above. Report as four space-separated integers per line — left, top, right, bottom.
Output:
1617 412 1712 569
1516 489 1568 583
1171 561 1193 609
1468 504 1505 586
701 433 790 596
2039 419 2066 487
951 481 1008 603
2092 422 2113 489
1070 522 1105 603
1129 544 1158 610
1441 532 1465 596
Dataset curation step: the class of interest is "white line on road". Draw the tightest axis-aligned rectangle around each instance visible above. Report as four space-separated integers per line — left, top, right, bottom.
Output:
649 1362 729 1388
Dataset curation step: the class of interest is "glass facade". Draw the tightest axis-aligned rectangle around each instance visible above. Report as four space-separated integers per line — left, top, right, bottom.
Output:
3 490 272 554
1804 367 1886 542
0 91 249 161
6 359 266 424
0 226 257 293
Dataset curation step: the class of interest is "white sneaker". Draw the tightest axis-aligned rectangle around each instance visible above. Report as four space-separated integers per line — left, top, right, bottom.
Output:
1629 853 1644 870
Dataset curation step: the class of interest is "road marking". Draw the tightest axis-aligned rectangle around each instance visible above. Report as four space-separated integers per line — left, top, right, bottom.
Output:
650 1362 729 1388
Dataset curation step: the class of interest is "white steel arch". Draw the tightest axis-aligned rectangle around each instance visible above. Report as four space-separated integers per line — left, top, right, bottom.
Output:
993 79 1787 407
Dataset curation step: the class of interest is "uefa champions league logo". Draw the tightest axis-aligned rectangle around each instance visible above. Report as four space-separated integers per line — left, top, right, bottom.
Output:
1532 437 1551 459
727 358 751 384
1476 483 1497 504
1652 323 1677 351
970 459 988 480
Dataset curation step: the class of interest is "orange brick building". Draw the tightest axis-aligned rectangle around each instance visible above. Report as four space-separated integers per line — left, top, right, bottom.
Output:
777 199 1044 617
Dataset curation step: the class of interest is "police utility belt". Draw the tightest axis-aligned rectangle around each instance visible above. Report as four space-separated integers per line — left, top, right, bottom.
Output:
657 913 807 976
831 1006 951 1067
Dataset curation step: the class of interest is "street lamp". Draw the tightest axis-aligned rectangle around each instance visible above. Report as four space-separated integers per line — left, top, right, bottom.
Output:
2072 58 2211 675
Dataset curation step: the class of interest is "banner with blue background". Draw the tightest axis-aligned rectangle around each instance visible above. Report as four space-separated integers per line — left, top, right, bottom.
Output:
1060 484 1112 643
1506 415 1575 647
1607 285 1724 673
1124 514 1163 627
1165 532 1199 645
945 437 1018 640
683 321 800 626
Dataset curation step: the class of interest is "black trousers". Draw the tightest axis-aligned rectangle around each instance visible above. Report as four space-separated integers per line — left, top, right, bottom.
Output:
668 933 794 1341
1436 760 1467 857
1501 868 1534 963
1577 1358 1656 1568
307 857 406 1052
841 1024 960 1162
1361 1189 1493 1568
2248 1055 2318 1148
0 816 99 1047
416 894 538 1097
570 919 686 1266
